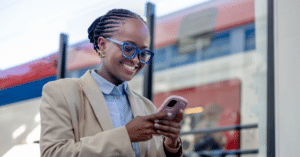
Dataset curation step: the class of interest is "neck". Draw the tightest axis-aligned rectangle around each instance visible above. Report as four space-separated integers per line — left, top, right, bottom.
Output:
96 68 123 86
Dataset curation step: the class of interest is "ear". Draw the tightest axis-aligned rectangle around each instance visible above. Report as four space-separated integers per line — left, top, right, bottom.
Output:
97 36 107 54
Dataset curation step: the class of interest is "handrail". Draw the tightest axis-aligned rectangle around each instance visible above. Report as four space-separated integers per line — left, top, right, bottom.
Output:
180 123 258 135
181 124 259 156
185 149 259 156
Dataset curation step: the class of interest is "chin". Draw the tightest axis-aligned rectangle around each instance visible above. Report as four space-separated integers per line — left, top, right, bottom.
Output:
122 71 140 82
122 75 135 82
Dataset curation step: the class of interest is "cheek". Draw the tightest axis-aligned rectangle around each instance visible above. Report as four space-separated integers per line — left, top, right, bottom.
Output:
106 50 122 63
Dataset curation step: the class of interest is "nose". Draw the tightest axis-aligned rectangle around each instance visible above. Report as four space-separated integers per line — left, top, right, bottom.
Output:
131 53 140 64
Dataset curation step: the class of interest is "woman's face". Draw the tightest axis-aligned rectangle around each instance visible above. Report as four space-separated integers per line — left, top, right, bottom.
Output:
98 18 150 85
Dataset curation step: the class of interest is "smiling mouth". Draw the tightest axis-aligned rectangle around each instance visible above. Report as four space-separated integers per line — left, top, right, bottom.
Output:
122 63 137 73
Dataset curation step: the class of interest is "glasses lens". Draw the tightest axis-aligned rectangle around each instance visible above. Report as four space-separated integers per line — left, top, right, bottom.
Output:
123 44 136 58
139 50 152 63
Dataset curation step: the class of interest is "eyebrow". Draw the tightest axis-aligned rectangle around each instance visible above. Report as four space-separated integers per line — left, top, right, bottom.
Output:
125 40 148 50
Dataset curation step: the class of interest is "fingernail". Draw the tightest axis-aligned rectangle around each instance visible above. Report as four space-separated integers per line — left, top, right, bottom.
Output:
154 120 159 123
154 123 159 128
167 112 172 117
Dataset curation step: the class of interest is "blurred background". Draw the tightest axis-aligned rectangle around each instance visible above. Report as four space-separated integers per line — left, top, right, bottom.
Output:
1 0 299 156
0 0 208 70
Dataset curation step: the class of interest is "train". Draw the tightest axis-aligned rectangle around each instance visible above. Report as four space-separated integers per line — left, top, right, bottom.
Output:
0 0 259 156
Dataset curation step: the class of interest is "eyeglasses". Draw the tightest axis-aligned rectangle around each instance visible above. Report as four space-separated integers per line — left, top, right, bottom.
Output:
106 38 154 64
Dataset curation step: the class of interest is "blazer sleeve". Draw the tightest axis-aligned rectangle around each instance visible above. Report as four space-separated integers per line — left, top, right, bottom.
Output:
40 81 135 157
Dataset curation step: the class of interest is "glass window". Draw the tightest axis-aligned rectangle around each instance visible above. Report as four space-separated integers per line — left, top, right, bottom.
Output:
149 0 268 156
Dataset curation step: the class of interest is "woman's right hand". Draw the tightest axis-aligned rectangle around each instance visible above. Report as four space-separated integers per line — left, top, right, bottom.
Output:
125 112 170 142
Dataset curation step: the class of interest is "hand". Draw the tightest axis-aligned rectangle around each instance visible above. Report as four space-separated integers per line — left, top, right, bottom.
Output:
154 109 184 148
125 112 170 142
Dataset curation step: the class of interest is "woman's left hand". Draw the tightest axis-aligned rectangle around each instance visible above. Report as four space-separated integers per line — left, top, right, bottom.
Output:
154 109 184 148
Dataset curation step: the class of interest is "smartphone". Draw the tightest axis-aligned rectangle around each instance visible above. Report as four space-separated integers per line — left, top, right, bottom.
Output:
157 95 188 121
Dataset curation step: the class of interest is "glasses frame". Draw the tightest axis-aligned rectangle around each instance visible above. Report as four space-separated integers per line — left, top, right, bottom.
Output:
106 38 154 64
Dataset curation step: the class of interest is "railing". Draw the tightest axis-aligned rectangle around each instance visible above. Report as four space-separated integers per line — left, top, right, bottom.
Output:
180 124 258 157
187 149 259 157
180 124 258 135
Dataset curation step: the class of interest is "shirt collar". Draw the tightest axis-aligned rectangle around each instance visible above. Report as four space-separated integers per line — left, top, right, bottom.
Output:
91 69 128 95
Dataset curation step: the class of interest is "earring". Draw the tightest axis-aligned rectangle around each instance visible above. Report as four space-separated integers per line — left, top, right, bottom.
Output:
97 50 105 58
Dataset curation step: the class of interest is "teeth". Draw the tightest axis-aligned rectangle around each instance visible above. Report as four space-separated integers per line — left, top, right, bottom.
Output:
123 63 136 71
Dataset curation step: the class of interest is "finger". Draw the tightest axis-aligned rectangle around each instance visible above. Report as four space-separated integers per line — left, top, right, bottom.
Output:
143 122 155 129
154 120 181 129
145 129 158 135
173 109 184 123
156 129 179 140
152 131 161 136
147 112 170 121
154 123 181 135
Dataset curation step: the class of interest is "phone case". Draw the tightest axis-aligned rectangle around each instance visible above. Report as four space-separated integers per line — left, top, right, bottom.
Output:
157 95 188 120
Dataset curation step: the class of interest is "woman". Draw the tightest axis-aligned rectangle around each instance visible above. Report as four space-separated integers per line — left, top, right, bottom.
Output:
40 9 183 157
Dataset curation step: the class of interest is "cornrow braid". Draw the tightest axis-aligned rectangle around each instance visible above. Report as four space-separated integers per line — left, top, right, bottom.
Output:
88 9 145 53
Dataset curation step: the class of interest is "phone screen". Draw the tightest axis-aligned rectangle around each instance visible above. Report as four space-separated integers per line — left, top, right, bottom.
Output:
167 100 177 107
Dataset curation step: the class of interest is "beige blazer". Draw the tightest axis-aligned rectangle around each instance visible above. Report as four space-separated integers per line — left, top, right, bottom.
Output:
40 70 166 157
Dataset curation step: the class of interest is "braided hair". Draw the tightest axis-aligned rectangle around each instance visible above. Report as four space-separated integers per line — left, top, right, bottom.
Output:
88 9 145 54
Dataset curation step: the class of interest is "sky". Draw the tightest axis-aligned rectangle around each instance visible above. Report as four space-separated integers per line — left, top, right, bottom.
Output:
0 0 209 70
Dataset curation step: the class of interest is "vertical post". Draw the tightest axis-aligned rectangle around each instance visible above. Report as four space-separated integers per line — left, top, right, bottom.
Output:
56 33 68 79
143 3 155 101
267 0 275 156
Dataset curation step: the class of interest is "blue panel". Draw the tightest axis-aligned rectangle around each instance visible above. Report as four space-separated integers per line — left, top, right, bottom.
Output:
154 48 167 63
203 31 230 60
154 47 169 71
169 45 197 68
245 28 256 51
0 76 56 106
152 23 256 72
230 27 245 54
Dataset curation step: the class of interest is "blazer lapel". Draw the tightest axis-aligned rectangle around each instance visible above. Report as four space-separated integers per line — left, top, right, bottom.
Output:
127 88 148 156
127 88 146 117
79 70 114 131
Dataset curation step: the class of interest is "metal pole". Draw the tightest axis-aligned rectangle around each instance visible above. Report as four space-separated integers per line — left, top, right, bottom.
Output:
56 33 68 79
267 0 275 156
143 3 155 101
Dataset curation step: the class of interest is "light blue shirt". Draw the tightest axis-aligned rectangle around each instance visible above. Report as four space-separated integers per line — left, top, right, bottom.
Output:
91 69 140 157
